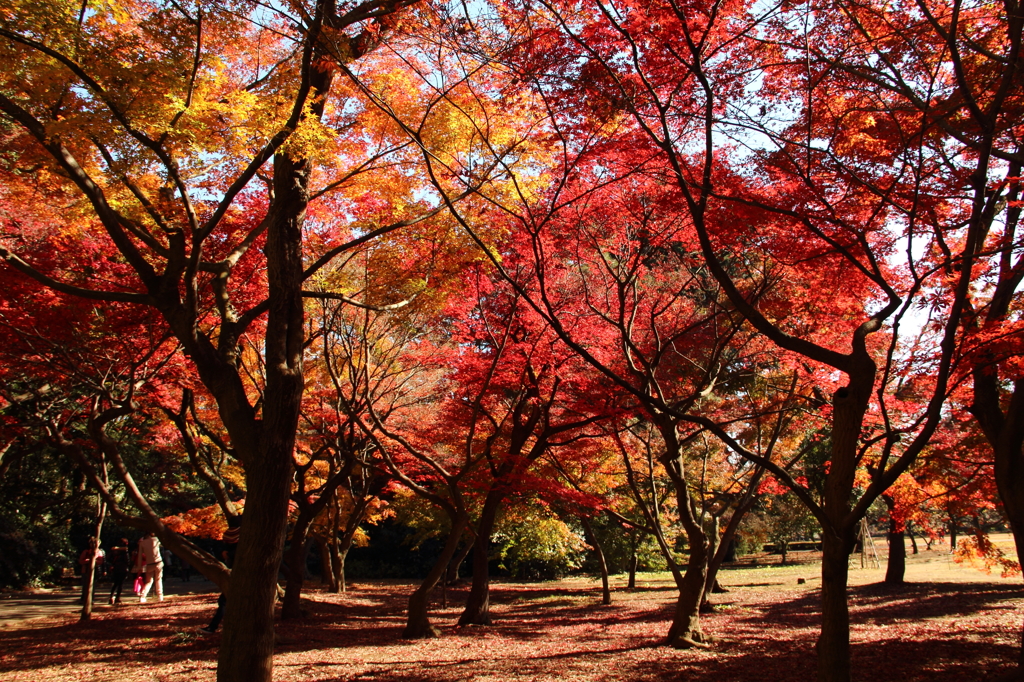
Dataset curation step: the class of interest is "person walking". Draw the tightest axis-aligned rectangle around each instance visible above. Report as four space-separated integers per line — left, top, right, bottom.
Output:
138 531 164 603
107 538 130 605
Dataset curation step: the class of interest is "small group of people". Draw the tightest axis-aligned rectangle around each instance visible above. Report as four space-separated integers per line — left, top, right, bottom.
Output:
77 531 166 605
76 518 240 633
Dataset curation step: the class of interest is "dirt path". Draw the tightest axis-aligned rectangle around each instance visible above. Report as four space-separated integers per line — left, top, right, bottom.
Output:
0 578 218 627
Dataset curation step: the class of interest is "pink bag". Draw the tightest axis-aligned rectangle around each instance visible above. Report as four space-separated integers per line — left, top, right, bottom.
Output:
133 575 144 595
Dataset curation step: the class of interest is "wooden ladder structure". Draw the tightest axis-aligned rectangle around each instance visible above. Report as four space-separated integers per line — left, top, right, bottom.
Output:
859 517 880 569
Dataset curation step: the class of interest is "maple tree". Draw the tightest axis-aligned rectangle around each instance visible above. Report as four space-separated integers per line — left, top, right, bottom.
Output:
0 0 487 677
417 0 1021 678
2 0 1023 678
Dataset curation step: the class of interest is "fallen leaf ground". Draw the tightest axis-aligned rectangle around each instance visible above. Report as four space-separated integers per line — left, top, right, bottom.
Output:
1 549 1020 682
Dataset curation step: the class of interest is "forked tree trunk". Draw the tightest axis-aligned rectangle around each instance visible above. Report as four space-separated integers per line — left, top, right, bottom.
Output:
447 535 473 585
405 512 469 638
459 489 503 626
216 55 323 674
703 487 760 610
335 496 369 594
660 432 711 649
666 535 709 649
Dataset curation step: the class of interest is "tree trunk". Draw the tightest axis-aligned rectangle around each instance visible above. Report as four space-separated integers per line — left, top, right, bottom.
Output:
666 524 709 648
627 532 637 589
994 465 1024 668
971 375 1024 668
405 511 469 638
80 497 106 622
949 517 958 550
906 522 918 555
816 374 872 682
217 450 296 682
281 520 315 620
335 495 369 594
884 495 905 585
329 496 344 592
818 531 854 682
317 538 337 590
703 490 759 610
447 535 473 585
458 489 503 626
581 517 611 605
661 438 710 648
217 54 322 673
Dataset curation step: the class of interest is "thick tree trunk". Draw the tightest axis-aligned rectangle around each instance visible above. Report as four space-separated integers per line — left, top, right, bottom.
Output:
581 517 611 605
971 378 1024 668
459 489 503 626
217 53 323 675
217 452 295 682
818 531 853 682
666 526 709 648
405 512 469 638
885 527 905 585
816 373 872 682
994 468 1024 668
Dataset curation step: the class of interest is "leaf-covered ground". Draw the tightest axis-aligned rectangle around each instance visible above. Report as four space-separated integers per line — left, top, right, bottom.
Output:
1 552 1020 682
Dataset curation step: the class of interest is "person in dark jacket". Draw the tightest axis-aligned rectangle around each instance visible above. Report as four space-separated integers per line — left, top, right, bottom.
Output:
107 538 131 605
